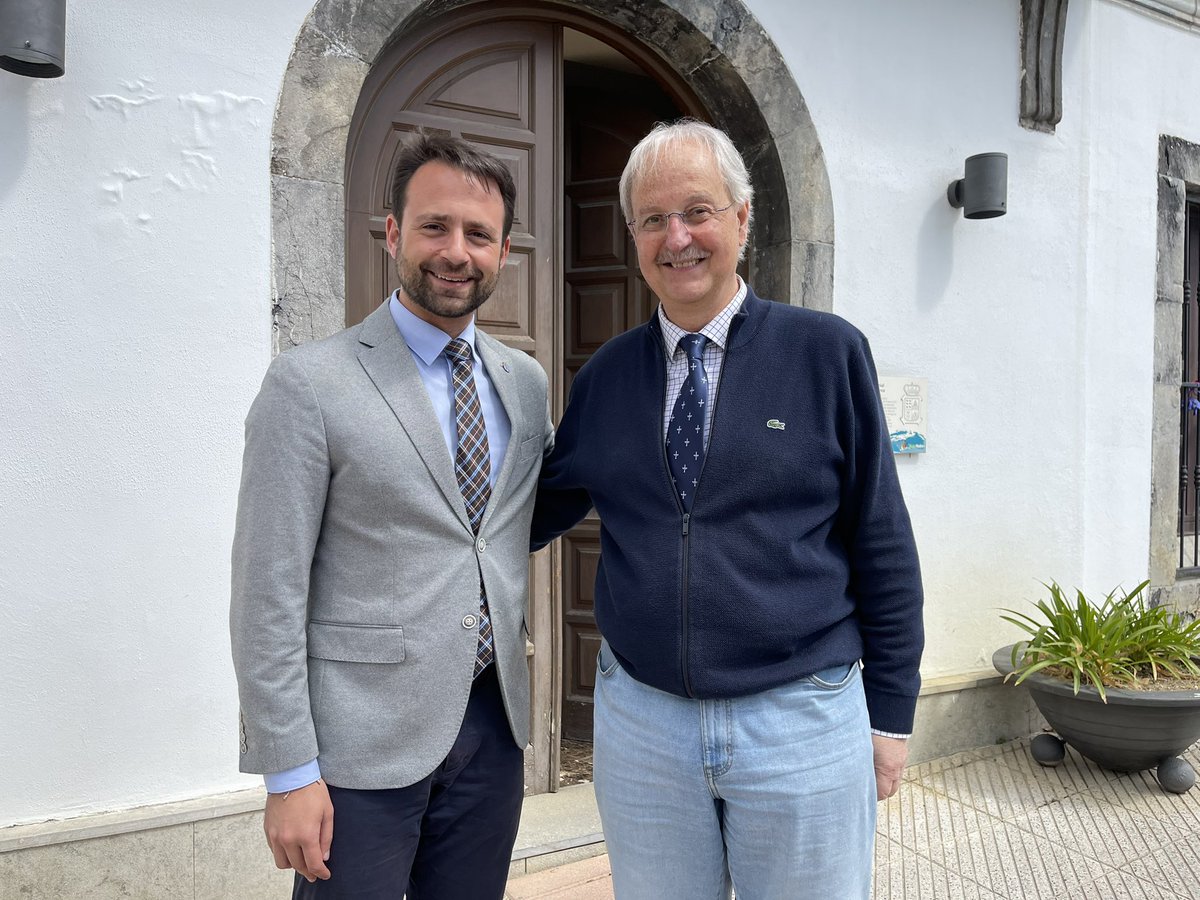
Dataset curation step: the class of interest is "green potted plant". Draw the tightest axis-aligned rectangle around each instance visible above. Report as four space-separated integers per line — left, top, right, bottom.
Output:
993 579 1200 794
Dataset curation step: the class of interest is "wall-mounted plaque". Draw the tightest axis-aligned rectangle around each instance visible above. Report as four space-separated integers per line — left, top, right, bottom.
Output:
879 376 928 455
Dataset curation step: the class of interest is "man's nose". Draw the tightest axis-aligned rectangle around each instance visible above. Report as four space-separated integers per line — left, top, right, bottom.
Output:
441 229 470 263
663 214 692 251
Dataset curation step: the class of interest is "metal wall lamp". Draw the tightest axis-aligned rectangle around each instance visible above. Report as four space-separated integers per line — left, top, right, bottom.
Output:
947 152 1008 219
0 0 66 78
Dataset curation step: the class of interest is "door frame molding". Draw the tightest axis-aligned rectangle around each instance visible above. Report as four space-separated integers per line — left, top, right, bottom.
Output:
270 0 835 352
268 0 835 795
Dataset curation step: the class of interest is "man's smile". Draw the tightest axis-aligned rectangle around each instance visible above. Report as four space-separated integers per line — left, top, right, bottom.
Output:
426 269 476 284
657 253 708 269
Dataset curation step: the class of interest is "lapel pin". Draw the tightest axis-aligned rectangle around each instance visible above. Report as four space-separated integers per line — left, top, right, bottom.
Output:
501 361 511 373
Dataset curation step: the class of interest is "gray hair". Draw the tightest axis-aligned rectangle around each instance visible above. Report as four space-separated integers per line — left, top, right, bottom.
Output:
619 118 755 236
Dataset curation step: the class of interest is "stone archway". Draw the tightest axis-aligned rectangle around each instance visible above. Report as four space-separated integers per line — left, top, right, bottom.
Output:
270 0 835 351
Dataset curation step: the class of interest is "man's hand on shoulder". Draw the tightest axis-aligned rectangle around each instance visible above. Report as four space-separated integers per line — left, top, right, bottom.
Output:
871 734 908 801
264 778 334 882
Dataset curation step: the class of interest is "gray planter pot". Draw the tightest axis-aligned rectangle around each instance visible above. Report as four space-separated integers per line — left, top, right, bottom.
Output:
993 644 1200 790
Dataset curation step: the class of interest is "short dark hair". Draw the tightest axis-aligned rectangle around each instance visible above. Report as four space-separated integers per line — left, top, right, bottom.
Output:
390 133 516 239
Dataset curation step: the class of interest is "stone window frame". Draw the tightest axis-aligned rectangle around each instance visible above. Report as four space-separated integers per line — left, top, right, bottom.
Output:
1150 135 1200 610
269 0 835 351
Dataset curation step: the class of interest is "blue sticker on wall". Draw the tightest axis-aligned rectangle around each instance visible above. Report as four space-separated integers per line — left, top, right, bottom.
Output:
890 430 927 454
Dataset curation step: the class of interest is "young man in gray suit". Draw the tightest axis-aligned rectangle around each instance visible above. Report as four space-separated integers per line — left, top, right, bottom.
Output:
231 134 551 899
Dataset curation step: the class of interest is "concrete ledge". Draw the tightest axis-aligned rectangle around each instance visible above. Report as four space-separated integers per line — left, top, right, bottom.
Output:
909 672 1042 764
0 789 265 854
920 669 1003 696
513 832 605 862
509 782 605 877
1 782 608 897
509 841 609 881
0 804 291 900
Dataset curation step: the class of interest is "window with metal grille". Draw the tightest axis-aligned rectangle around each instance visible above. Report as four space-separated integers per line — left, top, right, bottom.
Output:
1179 199 1200 570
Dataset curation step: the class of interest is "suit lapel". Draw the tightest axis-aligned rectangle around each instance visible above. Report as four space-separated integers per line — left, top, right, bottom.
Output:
476 330 523 523
356 304 471 533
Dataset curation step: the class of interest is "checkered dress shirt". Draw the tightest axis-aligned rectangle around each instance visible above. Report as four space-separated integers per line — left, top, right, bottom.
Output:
658 279 748 445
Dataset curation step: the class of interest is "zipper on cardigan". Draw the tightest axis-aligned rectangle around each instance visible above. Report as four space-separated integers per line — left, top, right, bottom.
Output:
665 330 735 699
680 511 693 696
657 337 695 697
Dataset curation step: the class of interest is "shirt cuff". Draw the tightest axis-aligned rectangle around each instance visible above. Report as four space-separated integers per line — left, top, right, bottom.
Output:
871 729 911 740
264 759 322 794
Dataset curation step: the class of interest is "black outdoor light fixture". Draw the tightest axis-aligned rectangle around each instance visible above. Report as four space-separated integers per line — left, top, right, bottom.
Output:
947 152 1008 219
0 0 66 78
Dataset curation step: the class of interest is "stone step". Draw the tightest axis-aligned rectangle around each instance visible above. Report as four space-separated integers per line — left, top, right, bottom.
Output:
509 782 606 878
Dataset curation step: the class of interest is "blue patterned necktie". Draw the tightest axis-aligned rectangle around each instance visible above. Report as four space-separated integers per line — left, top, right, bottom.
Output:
444 338 494 676
666 333 709 511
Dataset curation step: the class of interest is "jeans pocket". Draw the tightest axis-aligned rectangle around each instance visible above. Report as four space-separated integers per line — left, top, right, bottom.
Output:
597 639 621 678
804 661 858 690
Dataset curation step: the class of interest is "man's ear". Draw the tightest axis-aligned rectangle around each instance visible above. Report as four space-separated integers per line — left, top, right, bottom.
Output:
499 235 511 267
736 200 751 246
385 214 400 259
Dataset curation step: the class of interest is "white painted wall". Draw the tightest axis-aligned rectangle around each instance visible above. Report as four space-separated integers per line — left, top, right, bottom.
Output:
749 0 1200 675
0 0 312 825
752 0 1065 679
1081 2 1198 587
3 0 1198 827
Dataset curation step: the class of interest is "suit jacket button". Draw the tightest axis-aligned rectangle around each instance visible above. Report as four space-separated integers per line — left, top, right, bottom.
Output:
476 537 487 552
462 614 478 629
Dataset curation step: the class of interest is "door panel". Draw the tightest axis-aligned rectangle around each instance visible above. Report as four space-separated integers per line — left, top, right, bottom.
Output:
560 62 680 740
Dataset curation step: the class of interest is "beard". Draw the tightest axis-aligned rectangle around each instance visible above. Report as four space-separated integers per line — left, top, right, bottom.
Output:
396 253 500 321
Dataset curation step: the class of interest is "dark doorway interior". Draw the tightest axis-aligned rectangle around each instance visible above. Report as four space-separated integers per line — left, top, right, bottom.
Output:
559 49 681 748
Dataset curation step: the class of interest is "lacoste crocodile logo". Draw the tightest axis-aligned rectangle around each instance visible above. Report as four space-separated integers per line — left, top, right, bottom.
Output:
767 419 786 431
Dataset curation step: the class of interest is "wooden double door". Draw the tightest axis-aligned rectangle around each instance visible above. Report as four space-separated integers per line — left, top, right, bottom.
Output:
345 12 685 787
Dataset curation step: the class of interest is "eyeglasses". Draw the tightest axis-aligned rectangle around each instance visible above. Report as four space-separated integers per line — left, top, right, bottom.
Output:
627 203 735 235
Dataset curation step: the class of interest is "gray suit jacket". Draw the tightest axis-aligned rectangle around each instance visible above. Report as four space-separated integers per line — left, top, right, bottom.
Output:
230 302 551 789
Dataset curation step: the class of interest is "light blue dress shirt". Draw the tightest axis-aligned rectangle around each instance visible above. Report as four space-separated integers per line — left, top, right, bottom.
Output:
264 293 512 794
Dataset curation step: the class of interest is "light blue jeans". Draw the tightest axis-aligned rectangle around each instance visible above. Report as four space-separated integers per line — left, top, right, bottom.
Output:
592 641 876 900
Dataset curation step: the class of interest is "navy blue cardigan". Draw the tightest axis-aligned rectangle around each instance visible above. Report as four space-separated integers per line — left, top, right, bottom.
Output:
533 289 924 733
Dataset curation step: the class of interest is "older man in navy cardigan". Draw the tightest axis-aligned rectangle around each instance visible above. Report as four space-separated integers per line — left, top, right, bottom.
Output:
532 120 924 900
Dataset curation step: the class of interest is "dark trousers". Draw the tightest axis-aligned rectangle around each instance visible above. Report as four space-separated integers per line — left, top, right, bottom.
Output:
293 665 524 900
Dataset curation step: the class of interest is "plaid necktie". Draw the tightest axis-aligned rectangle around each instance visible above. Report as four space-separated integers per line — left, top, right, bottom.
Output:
666 333 709 511
444 338 494 676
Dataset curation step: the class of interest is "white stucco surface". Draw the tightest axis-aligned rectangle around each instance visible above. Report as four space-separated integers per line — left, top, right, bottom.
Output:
3 0 1199 827
749 0 1200 675
0 0 313 825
